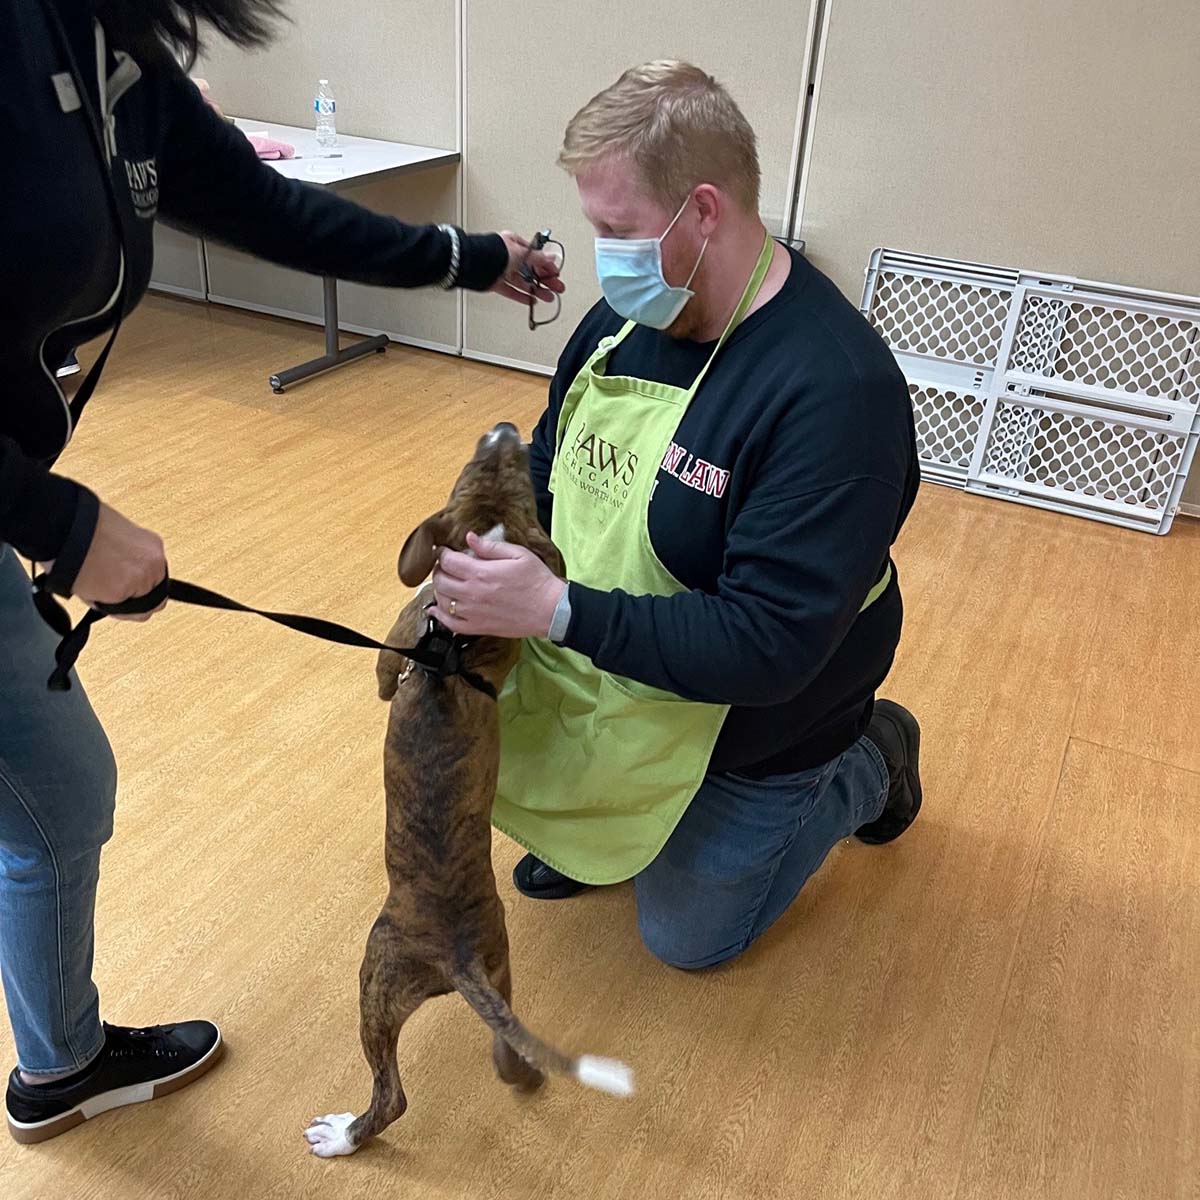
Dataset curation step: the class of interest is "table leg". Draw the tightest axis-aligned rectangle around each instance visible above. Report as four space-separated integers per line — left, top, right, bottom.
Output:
268 276 388 393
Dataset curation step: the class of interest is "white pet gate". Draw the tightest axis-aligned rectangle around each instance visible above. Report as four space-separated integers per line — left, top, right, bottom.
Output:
860 248 1200 534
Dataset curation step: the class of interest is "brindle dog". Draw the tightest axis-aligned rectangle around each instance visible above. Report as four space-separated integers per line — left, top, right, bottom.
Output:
304 422 633 1159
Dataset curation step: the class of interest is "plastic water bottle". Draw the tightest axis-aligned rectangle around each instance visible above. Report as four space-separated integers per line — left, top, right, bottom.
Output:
315 80 337 151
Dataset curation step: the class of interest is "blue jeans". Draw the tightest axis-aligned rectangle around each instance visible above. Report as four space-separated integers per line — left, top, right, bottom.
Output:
635 738 889 969
0 546 116 1076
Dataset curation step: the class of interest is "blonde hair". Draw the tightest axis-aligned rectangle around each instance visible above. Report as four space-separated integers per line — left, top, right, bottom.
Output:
559 61 760 212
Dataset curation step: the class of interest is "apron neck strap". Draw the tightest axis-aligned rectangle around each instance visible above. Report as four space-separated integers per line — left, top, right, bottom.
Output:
687 232 775 398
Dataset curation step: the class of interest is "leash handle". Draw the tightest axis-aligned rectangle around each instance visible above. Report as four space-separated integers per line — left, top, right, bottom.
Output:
93 578 171 617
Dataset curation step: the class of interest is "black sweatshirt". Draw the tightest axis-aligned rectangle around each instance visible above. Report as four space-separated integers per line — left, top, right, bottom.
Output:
0 0 507 576
530 247 920 777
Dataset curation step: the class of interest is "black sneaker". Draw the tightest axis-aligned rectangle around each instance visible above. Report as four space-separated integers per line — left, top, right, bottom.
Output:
513 854 590 900
55 351 81 379
6 1021 223 1145
856 700 923 845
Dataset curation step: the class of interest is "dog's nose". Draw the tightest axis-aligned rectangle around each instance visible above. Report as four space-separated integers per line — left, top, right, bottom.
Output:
477 424 520 456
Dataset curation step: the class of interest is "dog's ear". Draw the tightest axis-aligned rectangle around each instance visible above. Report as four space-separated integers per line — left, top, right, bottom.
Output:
525 525 565 578
398 511 449 586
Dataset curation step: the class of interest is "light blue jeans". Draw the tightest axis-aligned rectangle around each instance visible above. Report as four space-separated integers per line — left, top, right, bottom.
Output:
0 546 116 1076
635 738 889 969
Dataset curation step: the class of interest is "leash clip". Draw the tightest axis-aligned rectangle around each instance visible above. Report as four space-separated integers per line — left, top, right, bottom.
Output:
414 610 471 681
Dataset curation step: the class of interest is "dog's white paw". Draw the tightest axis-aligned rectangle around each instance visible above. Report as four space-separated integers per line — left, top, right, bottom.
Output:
303 1112 358 1158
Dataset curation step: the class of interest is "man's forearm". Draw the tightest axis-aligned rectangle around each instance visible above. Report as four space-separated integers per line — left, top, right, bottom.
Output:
560 579 869 709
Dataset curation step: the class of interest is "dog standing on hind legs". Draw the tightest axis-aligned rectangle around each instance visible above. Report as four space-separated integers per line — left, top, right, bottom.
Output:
304 423 634 1160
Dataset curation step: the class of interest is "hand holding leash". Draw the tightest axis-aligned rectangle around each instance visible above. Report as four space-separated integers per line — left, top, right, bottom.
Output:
39 501 168 622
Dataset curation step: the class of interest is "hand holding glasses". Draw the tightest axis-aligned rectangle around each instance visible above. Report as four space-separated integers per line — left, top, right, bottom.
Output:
517 230 565 330
490 230 565 329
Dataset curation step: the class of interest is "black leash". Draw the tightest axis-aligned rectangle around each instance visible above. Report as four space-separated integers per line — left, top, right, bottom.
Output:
30 574 498 701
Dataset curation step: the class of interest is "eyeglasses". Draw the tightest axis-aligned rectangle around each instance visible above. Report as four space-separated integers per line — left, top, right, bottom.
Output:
519 229 565 331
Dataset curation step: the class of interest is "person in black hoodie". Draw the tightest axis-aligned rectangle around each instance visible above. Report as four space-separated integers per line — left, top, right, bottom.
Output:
428 64 924 964
1 0 562 1144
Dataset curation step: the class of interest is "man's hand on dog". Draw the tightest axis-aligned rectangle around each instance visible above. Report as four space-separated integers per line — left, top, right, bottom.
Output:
431 532 566 639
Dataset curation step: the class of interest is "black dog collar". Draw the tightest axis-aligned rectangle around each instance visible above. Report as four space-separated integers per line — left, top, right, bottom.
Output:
409 609 498 700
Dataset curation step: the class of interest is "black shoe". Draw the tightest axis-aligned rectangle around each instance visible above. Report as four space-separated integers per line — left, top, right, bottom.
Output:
856 700 923 845
513 854 590 900
6 1020 223 1145
55 351 81 379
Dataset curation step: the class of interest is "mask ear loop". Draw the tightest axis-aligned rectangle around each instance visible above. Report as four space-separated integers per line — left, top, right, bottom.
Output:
683 238 709 287
660 194 693 241
660 195 709 288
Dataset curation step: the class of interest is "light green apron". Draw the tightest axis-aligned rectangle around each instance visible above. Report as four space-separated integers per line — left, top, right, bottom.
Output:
494 235 891 884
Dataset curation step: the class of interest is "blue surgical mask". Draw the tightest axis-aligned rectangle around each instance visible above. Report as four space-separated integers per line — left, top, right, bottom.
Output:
594 197 709 330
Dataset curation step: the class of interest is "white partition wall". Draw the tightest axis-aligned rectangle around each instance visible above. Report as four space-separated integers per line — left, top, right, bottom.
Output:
149 225 207 299
188 0 461 352
197 0 457 147
794 0 1200 509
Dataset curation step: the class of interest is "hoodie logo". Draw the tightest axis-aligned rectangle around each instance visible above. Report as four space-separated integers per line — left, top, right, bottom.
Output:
123 157 158 219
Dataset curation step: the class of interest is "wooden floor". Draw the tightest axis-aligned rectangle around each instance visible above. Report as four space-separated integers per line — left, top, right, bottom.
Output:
4 296 1199 1200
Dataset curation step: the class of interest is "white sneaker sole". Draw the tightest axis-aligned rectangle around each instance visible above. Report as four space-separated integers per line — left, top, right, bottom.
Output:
6 1029 224 1145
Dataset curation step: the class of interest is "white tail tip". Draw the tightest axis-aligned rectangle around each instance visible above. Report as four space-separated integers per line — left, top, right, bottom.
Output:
576 1055 635 1097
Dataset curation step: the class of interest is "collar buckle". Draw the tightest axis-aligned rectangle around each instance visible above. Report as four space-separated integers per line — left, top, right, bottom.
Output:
414 611 474 681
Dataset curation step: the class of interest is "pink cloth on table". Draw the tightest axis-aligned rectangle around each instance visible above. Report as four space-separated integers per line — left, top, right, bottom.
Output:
245 134 296 160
